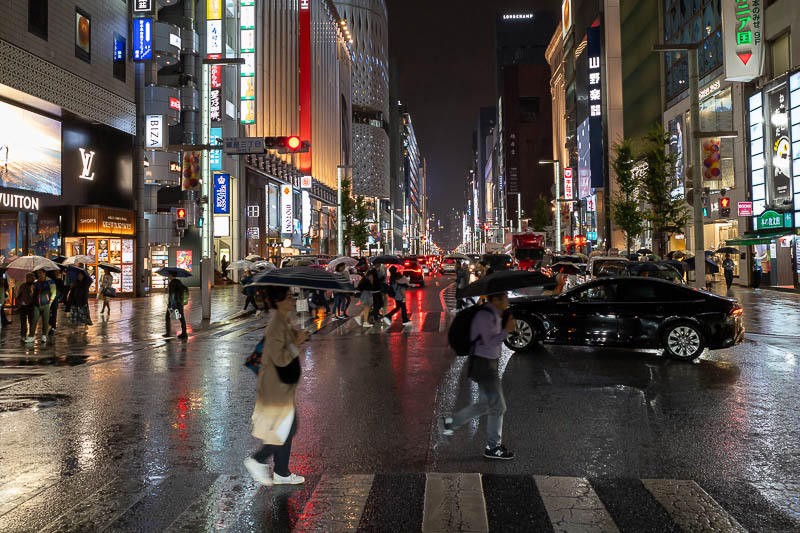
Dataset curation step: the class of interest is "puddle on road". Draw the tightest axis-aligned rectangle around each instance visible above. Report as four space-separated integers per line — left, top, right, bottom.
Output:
0 393 70 413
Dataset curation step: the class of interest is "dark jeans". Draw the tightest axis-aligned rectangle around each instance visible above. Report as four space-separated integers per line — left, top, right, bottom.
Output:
166 306 187 336
753 268 762 288
243 293 257 311
1 303 9 325
49 299 59 329
252 416 298 477
724 270 733 289
332 293 349 315
385 299 409 322
371 293 384 321
19 306 34 337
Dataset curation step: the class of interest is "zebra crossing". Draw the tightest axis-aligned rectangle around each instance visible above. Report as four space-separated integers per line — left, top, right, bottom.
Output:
2 471 798 532
308 311 453 339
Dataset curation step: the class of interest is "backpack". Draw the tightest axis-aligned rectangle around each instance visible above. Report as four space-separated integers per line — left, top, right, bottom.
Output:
447 304 490 356
387 282 397 299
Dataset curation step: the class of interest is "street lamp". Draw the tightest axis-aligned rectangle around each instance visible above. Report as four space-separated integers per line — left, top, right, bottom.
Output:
539 159 561 252
652 44 737 289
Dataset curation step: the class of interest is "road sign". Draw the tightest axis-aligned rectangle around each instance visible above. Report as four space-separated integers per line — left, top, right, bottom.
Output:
223 137 265 154
737 201 753 216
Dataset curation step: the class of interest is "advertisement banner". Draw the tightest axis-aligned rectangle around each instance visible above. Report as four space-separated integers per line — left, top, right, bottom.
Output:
181 151 201 191
702 138 722 181
207 20 222 54
176 250 192 272
213 173 230 214
210 127 222 171
0 100 61 195
281 185 294 234
133 19 152 60
768 86 792 205
721 0 765 82
145 115 163 149
302 190 311 235
586 25 605 189
210 88 222 121
738 201 753 216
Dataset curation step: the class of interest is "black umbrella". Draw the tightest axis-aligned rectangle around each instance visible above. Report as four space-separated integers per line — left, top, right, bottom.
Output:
715 247 740 255
551 262 581 274
658 260 689 273
628 262 663 273
51 255 67 264
66 265 93 284
666 250 687 259
249 266 356 292
637 248 654 255
155 267 191 278
684 256 720 274
460 270 556 298
370 255 403 265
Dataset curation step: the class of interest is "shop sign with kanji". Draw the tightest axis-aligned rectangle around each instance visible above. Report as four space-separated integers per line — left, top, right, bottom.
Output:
721 0 764 82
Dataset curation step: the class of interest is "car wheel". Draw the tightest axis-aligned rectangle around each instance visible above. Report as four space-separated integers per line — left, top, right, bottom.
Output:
504 317 540 352
663 322 705 361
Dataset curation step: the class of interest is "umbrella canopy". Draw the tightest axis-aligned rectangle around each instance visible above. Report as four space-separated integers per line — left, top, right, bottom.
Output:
658 260 689 273
98 262 122 273
327 256 358 271
63 255 95 266
628 261 664 273
226 259 254 271
251 261 277 271
66 265 93 284
369 255 403 265
244 254 264 262
637 248 654 255
249 266 356 292
460 270 557 298
551 262 581 274
155 267 191 278
51 255 67 264
666 250 688 259
6 256 61 273
684 256 720 274
589 250 605 258
714 247 740 255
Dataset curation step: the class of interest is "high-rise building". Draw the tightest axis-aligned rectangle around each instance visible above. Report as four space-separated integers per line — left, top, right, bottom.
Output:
334 0 390 200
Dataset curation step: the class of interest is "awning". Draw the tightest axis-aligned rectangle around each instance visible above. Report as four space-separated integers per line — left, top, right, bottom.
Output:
726 230 799 246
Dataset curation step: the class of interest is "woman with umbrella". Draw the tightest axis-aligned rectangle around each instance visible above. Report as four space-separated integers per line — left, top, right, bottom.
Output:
68 269 93 326
98 266 115 315
331 262 351 319
244 285 308 486
162 269 189 339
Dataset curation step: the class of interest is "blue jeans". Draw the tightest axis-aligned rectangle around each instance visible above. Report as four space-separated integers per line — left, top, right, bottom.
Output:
333 293 349 315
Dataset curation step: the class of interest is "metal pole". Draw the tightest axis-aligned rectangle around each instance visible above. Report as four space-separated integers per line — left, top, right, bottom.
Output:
555 160 561 252
517 192 522 233
201 62 212 320
688 50 705 289
337 166 344 256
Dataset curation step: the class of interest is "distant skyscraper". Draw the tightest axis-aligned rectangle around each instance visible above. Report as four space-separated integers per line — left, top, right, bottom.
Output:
334 0 390 199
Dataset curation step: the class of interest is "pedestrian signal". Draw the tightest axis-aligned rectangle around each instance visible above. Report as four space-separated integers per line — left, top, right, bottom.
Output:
176 208 187 230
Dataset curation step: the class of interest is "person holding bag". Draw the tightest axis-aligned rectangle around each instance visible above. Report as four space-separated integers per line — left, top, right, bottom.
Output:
99 270 114 314
244 285 308 486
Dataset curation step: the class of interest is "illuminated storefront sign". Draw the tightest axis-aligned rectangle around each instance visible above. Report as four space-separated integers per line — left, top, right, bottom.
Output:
241 0 256 124
281 185 294 234
207 0 222 20
133 0 152 12
564 167 573 199
78 148 96 180
210 127 223 171
721 0 764 82
210 88 222 121
145 114 163 148
133 19 152 60
0 193 40 211
503 13 533 20
302 191 311 234
586 25 604 189
301 176 312 189
755 210 792 231
738 201 753 216
213 173 230 214
207 20 222 54
169 97 181 111
76 207 135 236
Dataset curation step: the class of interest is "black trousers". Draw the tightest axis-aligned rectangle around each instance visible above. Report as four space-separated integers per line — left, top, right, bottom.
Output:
1 303 9 325
371 293 384 320
166 306 187 335
385 300 409 322
252 416 298 477
49 299 59 329
724 270 733 289
753 268 762 288
19 306 34 337
243 293 257 311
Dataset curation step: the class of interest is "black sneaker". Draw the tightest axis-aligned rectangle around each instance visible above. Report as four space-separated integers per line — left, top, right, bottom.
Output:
483 445 514 460
177 333 188 339
442 417 454 436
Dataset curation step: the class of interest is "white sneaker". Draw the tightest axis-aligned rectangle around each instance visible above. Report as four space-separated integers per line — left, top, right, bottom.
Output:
25 336 34 343
273 472 305 485
354 316 362 326
255 310 263 316
244 457 273 486
41 335 47 343
363 322 373 328
403 320 412 326
383 317 391 325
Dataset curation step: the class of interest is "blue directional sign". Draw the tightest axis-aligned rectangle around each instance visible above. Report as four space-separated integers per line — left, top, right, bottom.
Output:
133 19 152 60
210 127 223 171
213 173 230 214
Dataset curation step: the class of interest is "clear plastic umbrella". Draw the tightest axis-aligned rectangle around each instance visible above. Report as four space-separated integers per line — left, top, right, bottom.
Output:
327 256 357 271
63 255 95 265
6 256 61 278
226 259 254 271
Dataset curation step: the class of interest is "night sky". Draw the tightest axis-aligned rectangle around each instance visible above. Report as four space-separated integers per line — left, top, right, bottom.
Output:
387 0 561 222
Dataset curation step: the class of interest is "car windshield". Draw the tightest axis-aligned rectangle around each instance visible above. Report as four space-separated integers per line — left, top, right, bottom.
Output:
593 260 627 276
516 249 544 261
567 283 614 302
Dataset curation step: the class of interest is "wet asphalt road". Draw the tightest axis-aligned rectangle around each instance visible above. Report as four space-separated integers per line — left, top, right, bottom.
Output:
0 277 798 531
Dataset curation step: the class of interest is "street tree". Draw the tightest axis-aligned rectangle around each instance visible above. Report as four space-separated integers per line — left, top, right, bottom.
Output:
339 178 369 252
641 125 689 256
610 139 644 254
530 195 552 232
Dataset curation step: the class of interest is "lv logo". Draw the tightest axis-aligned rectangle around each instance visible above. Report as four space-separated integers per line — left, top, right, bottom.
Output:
79 148 96 180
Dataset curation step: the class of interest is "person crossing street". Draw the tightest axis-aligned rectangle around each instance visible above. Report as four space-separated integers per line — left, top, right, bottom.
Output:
165 271 188 339
383 266 411 326
443 291 517 460
32 269 56 344
16 273 36 343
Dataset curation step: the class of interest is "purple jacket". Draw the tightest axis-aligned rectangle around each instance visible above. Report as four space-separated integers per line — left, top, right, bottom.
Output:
470 303 508 359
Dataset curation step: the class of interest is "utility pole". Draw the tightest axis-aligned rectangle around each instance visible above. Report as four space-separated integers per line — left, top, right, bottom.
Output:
539 159 561 251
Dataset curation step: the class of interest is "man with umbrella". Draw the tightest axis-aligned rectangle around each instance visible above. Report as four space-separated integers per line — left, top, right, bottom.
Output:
164 270 188 339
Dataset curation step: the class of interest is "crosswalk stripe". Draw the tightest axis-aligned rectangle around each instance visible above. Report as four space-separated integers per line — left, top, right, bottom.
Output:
534 475 620 533
422 473 489 533
292 474 374 532
164 475 261 532
642 479 747 533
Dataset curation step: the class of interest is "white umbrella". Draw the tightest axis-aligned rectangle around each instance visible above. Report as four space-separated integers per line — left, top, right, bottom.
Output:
6 256 61 275
64 255 95 265
244 254 264 261
251 261 277 271
327 256 357 271
226 259 254 271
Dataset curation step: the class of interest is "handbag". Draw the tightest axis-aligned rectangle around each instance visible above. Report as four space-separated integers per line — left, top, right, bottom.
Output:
275 357 301 384
103 287 117 298
245 337 265 374
170 308 181 320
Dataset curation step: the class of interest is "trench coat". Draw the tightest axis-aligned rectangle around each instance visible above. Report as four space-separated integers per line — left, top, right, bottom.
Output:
251 310 300 445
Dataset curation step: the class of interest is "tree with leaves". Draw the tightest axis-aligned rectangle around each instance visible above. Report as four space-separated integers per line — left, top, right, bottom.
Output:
339 178 369 253
529 195 552 232
610 139 644 254
641 125 689 256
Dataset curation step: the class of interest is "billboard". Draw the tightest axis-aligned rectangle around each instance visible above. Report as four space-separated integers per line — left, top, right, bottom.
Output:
133 19 152 60
0 100 61 195
281 185 294 234
213 173 230 214
721 0 764 82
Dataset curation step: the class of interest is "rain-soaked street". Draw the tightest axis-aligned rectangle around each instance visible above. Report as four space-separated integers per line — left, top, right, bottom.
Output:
1 277 799 531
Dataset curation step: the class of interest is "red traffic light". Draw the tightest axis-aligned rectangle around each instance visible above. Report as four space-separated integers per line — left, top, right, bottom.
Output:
563 235 571 245
720 197 731 208
287 136 301 150
176 208 186 219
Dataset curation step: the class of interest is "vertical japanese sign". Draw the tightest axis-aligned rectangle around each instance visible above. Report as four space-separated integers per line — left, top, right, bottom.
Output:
209 127 223 171
586 25 605 189
207 0 222 20
281 185 294 235
564 168 573 199
721 0 764 82
213 173 230 214
133 19 152 60
768 85 792 205
240 0 256 125
298 0 312 173
207 20 222 54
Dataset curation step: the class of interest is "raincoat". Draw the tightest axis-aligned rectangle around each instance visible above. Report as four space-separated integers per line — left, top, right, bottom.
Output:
251 311 300 445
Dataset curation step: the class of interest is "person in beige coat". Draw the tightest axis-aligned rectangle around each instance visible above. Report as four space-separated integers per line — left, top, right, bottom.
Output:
244 285 308 486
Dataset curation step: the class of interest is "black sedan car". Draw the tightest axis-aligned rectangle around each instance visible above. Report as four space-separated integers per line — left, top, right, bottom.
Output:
401 259 425 287
504 277 744 360
482 253 515 272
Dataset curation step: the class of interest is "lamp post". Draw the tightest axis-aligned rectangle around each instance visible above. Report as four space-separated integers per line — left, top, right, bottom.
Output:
200 57 244 319
539 159 561 252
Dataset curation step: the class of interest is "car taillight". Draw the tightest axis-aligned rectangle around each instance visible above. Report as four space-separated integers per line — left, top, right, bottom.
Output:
729 304 743 316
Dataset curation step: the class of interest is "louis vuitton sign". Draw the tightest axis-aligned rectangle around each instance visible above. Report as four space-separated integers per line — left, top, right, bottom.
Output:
76 207 135 236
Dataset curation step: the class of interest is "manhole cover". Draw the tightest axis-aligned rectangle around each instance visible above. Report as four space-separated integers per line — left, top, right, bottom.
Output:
0 394 70 413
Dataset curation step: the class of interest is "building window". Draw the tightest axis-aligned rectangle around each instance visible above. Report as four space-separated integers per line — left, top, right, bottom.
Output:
113 33 126 81
770 32 791 79
28 0 48 40
75 8 91 63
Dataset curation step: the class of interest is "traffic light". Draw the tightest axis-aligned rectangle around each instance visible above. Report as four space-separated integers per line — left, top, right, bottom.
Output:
264 136 311 154
176 208 187 230
563 235 571 246
719 196 731 218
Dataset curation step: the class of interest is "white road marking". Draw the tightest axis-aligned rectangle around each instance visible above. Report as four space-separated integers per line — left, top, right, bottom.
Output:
422 473 489 533
534 475 620 533
293 474 374 532
642 479 747 532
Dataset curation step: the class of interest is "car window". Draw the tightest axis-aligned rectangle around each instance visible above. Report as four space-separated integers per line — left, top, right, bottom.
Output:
571 283 614 302
616 281 678 302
